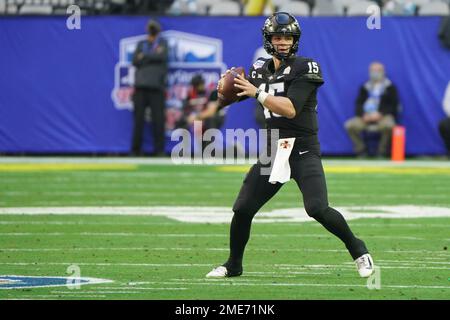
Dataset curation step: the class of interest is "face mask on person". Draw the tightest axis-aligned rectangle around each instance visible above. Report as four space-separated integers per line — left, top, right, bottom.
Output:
369 71 384 82
149 27 159 37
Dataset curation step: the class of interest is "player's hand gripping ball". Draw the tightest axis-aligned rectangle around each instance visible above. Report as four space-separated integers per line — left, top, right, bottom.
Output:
217 67 245 108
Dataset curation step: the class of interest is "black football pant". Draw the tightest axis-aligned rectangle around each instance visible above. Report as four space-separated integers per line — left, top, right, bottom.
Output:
131 88 166 154
224 141 368 272
439 117 450 154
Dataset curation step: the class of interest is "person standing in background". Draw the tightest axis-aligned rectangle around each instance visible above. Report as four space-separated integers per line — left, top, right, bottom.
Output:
131 19 168 156
438 81 450 158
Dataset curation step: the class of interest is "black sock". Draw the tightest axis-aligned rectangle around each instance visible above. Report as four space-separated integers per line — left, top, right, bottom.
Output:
223 213 254 272
313 207 368 260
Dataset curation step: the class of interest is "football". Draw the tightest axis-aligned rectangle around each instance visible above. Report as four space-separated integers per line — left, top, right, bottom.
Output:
217 66 246 107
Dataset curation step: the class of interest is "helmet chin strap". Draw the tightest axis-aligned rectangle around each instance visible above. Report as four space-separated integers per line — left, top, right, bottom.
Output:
273 44 292 60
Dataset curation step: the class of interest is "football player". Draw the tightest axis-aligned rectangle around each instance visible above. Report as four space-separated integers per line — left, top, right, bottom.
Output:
206 12 374 278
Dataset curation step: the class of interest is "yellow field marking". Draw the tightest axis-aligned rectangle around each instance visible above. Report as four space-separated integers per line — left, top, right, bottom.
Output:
217 165 450 175
216 165 251 173
0 163 137 172
325 166 450 174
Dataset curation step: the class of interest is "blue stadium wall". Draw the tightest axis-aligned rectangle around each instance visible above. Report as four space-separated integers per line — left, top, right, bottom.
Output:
0 16 449 155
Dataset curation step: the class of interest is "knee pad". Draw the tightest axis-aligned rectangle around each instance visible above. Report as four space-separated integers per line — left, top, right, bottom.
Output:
232 202 258 218
305 201 328 219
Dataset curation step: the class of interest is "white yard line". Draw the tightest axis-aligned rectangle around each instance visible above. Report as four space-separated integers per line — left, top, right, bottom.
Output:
1 192 229 198
0 221 176 226
0 262 212 267
276 264 450 270
1 247 448 256
0 220 447 228
345 223 448 228
50 289 186 294
0 232 323 237
124 280 450 290
0 232 430 240
0 205 449 224
373 260 450 265
1 191 449 199
245 271 332 275
6 294 107 299
0 262 448 270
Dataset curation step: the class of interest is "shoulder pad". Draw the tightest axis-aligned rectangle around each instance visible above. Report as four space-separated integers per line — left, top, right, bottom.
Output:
292 57 324 84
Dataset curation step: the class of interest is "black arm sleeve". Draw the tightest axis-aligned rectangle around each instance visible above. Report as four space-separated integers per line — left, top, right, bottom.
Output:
133 40 168 67
286 79 318 114
141 40 168 64
132 42 143 67
355 86 367 117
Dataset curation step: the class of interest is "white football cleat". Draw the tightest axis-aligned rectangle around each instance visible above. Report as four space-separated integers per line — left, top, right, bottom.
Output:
206 266 228 278
355 253 374 278
206 266 242 278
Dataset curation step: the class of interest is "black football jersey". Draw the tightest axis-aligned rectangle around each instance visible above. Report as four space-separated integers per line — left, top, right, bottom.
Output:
247 56 324 139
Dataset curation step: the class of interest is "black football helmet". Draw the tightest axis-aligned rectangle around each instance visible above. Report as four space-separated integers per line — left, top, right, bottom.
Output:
262 12 301 60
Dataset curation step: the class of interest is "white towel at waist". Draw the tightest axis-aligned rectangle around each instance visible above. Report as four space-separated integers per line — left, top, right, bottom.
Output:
268 138 296 184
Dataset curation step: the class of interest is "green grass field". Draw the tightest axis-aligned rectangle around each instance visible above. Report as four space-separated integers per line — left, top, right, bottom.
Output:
0 158 449 300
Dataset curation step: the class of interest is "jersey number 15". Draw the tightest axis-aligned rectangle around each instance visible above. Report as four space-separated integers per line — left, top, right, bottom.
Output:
258 82 284 119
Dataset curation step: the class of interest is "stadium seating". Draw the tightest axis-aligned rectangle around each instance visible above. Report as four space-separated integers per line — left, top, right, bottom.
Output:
312 0 345 15
419 1 450 14
167 0 200 15
19 4 53 14
333 0 360 12
196 0 220 14
408 0 431 7
272 0 310 11
0 0 122 15
278 0 310 16
271 0 291 8
209 0 241 15
0 0 449 16
347 0 379 16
